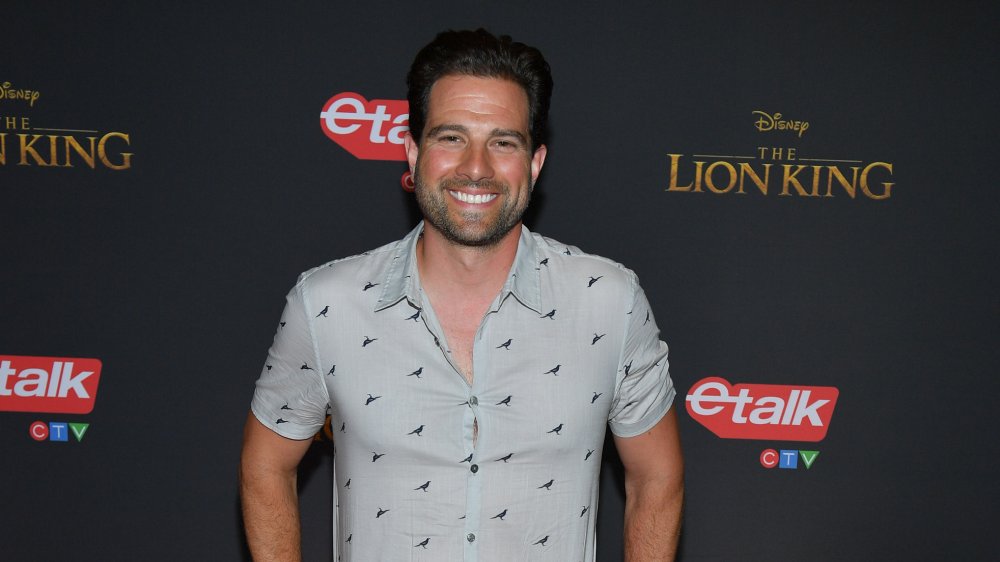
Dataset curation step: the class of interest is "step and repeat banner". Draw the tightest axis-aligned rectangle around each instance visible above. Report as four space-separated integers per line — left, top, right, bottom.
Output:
2 2 997 560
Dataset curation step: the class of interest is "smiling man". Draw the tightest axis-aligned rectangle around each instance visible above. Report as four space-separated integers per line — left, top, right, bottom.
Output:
410 74 542 250
240 29 683 562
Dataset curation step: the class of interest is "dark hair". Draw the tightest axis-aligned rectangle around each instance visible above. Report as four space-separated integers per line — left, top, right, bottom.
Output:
406 28 553 150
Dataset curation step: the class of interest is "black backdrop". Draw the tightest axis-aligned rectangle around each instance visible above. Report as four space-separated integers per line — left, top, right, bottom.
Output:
2 2 998 560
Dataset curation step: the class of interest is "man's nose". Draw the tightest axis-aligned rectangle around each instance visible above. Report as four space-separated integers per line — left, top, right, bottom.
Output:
455 144 495 183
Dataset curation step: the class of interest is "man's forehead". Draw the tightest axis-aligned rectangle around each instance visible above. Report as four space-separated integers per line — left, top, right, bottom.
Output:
427 75 529 135
425 75 529 122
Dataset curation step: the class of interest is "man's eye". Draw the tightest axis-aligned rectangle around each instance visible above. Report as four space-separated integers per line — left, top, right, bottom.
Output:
440 135 463 143
494 140 519 151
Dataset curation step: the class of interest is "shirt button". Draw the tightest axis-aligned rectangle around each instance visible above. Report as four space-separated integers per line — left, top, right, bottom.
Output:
470 464 479 473
469 396 479 406
467 533 476 543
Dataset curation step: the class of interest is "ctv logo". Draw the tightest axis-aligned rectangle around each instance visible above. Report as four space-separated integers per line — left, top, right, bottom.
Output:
30 420 90 442
0 355 102 414
686 377 838 442
320 92 409 161
760 449 820 470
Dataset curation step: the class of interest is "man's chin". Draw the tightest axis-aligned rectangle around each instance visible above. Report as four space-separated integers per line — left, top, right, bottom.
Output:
443 230 503 248
438 222 518 249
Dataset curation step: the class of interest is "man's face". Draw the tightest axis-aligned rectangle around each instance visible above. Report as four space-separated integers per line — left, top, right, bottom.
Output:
405 75 547 248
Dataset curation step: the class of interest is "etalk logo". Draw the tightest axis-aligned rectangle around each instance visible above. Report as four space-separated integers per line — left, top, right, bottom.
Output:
686 377 838 442
319 92 408 161
0 355 102 414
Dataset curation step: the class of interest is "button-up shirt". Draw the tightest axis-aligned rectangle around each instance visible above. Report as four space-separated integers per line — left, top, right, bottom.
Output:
251 223 675 561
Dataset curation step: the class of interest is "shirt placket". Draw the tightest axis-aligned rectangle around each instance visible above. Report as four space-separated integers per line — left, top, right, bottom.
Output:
462 377 483 561
411 293 488 560
464 290 510 560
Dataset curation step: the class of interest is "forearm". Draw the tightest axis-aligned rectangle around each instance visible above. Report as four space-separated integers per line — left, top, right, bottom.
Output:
623 476 683 562
240 454 302 561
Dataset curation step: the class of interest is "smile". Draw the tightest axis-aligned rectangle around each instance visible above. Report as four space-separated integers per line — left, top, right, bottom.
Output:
449 191 498 205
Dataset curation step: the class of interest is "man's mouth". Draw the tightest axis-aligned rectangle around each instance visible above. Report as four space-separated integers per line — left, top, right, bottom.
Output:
449 190 498 205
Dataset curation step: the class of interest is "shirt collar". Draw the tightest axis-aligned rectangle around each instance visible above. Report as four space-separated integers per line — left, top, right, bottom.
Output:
374 222 542 314
506 225 543 313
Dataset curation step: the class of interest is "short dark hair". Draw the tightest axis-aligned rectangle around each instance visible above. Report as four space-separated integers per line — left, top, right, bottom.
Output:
406 28 553 150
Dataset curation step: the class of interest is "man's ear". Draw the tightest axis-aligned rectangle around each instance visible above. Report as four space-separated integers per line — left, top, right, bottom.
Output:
530 144 547 184
404 132 419 172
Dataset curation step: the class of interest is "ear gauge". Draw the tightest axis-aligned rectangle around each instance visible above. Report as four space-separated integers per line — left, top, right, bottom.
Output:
401 171 415 192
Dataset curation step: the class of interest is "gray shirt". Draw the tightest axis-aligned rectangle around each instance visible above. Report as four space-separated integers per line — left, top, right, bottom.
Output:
251 223 675 561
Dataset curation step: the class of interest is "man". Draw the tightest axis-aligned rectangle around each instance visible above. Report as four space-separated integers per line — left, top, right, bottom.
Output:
241 29 683 561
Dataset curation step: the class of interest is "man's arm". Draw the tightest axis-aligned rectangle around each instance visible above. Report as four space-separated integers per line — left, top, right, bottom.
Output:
613 408 684 562
240 412 314 562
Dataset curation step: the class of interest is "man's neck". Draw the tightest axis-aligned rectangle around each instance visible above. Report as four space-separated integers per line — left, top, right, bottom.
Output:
416 223 521 303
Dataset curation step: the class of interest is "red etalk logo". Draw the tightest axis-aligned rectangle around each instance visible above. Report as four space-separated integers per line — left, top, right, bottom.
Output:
0 355 102 414
686 377 838 442
319 92 408 161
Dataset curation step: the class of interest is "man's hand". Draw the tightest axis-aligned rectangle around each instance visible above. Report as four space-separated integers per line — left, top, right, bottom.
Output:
614 408 684 561
240 412 313 562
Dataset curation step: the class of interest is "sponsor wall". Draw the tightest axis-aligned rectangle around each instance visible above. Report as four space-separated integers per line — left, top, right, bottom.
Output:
2 2 997 561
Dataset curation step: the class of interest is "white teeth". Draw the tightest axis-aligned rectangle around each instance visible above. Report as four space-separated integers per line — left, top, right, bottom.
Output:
450 191 498 204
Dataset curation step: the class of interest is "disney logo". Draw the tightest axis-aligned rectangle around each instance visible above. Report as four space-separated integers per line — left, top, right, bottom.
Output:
752 110 808 137
1 81 41 107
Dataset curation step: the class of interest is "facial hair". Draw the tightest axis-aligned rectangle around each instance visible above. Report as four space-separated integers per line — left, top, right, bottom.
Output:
413 167 531 248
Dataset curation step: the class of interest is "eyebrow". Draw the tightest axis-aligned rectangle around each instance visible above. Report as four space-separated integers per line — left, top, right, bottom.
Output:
426 124 529 145
492 128 529 145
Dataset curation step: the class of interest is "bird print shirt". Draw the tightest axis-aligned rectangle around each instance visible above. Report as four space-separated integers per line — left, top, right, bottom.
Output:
251 222 675 561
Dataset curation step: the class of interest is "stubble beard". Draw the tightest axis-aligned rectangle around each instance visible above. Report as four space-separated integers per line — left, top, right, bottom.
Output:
413 168 530 249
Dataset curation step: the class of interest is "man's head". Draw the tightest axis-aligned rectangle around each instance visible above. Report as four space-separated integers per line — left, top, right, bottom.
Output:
404 30 552 249
406 29 553 151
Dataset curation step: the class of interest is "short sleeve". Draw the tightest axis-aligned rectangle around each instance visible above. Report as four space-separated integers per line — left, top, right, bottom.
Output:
608 275 675 437
250 282 331 440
